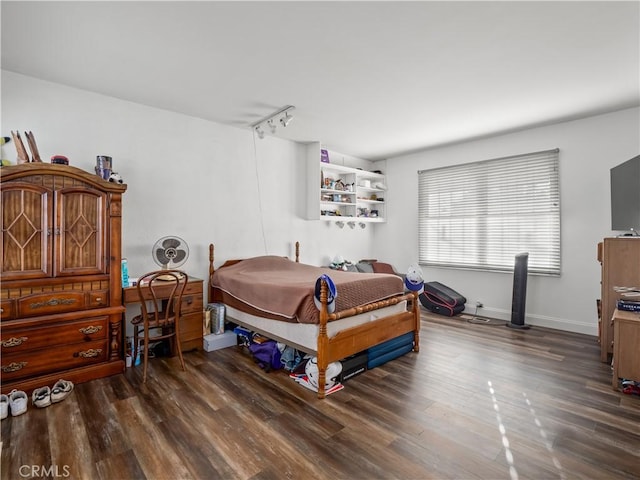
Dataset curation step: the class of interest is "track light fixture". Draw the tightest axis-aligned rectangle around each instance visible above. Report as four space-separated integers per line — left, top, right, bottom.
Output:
347 221 356 229
359 222 366 229
251 105 295 139
280 111 293 127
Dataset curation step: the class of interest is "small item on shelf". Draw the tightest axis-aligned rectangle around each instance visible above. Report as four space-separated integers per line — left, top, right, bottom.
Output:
24 131 42 162
95 155 112 180
617 299 640 312
51 155 69 165
321 149 330 163
121 258 129 287
108 172 124 184
11 131 29 164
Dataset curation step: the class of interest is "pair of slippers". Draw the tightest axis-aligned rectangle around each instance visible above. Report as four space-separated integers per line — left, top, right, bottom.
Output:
32 379 75 408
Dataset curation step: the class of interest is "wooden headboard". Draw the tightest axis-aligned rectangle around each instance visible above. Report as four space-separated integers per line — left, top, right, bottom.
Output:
208 241 300 302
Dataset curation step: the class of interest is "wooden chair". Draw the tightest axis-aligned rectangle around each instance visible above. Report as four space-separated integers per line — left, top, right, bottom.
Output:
132 270 188 383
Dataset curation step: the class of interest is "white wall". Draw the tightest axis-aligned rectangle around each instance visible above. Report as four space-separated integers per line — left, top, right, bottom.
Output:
374 107 640 335
1 71 376 285
4 71 638 336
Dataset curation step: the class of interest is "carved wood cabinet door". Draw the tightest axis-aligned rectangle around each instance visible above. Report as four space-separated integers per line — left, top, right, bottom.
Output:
55 188 107 276
1 183 52 280
1 185 107 280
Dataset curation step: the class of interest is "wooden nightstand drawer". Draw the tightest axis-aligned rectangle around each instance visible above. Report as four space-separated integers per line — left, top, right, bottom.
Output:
180 311 204 352
180 293 203 313
1 339 109 381
183 281 203 296
1 316 109 354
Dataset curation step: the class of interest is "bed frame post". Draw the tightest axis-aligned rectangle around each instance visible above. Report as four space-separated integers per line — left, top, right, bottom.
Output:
295 241 300 263
317 278 330 399
208 244 215 303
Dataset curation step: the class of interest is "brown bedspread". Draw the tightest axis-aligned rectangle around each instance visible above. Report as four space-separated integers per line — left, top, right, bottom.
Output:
211 256 403 324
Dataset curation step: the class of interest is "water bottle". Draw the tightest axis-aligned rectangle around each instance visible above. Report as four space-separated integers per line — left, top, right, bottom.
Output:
121 258 129 287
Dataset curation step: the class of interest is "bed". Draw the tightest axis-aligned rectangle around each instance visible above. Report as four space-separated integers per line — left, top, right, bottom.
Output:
208 242 420 398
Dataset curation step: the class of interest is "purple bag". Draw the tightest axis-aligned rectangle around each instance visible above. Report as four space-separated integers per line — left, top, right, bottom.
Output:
248 340 282 372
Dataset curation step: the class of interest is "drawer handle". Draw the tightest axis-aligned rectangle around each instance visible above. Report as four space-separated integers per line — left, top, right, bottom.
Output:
2 361 27 373
2 336 28 348
30 298 77 309
94 297 103 303
79 326 103 335
78 349 102 358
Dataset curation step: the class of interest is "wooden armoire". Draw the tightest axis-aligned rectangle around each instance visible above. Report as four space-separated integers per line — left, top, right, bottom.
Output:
1 163 127 394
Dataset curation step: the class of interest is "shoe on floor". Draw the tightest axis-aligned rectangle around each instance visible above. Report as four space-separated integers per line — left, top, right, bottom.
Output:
51 379 74 403
0 394 8 420
8 390 27 416
32 386 52 408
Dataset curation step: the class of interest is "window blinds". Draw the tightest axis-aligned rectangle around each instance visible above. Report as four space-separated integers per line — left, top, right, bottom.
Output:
418 149 560 275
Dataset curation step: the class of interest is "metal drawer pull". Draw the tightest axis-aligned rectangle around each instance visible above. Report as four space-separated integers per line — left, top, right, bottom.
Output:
79 326 103 335
2 361 27 373
78 349 102 358
2 336 28 348
30 298 76 309
94 297 103 302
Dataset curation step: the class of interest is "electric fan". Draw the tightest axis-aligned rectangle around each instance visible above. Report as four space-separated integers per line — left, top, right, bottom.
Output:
152 236 189 279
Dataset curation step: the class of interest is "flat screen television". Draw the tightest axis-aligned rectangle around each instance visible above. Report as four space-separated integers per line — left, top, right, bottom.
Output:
610 154 640 233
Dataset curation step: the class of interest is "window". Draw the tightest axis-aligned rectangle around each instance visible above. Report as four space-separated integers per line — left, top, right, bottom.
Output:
418 149 560 275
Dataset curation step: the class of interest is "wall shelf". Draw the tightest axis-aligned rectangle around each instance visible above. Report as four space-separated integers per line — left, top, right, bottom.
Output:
306 142 386 223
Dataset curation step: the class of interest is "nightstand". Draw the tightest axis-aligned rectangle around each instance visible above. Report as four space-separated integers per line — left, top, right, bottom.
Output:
612 308 640 390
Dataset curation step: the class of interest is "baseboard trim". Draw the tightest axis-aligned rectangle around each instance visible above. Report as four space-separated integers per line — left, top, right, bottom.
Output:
463 305 597 336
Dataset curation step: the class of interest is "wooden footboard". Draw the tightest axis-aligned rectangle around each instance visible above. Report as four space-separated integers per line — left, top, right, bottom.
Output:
208 242 420 399
315 277 420 398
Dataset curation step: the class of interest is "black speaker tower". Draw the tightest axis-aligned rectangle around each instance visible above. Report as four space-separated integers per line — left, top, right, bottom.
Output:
507 252 530 329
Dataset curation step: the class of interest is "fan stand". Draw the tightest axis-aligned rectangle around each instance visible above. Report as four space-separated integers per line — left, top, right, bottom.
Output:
156 266 185 281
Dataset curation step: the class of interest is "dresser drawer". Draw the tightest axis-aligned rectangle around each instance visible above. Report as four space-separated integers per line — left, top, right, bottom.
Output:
1 339 109 381
1 316 109 354
1 299 16 320
17 290 110 318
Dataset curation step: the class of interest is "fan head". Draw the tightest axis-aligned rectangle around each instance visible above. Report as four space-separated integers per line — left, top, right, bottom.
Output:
152 236 189 269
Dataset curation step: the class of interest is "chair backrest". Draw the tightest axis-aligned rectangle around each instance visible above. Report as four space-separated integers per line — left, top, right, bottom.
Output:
136 270 189 326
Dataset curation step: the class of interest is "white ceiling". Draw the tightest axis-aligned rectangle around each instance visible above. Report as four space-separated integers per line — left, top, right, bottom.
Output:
2 1 639 160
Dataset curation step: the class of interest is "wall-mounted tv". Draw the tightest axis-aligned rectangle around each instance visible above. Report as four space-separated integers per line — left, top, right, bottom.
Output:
610 154 640 233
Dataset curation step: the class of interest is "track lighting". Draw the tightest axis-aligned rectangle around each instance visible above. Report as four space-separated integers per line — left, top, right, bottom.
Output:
280 111 293 127
251 105 295 139
336 221 345 229
359 222 366 229
347 221 356 229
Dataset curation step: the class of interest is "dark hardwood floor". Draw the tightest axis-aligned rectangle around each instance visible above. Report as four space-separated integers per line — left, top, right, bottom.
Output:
2 312 640 480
